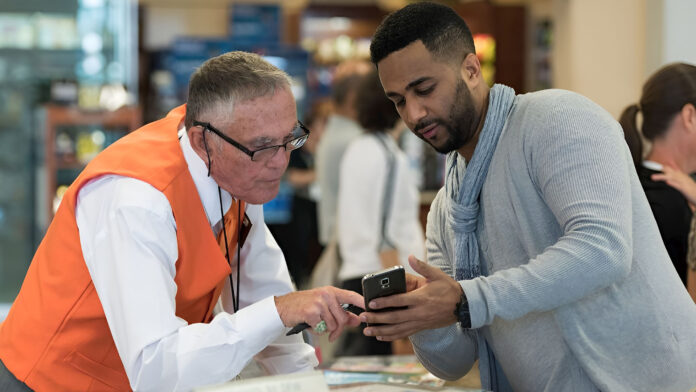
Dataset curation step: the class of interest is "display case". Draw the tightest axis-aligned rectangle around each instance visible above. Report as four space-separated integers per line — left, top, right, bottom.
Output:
0 0 138 306
42 105 141 223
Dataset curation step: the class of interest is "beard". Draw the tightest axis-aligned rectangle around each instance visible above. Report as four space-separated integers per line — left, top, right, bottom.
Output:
414 79 479 154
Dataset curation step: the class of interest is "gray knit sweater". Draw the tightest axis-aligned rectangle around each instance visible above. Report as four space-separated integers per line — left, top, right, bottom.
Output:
411 89 696 392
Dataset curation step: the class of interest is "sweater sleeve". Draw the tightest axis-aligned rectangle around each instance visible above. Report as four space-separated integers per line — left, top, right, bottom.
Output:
461 93 634 328
409 190 478 380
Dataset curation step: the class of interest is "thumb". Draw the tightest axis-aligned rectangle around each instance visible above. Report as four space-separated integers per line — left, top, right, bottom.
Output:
408 255 442 280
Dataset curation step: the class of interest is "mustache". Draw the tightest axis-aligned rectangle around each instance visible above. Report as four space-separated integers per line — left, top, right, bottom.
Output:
414 119 440 133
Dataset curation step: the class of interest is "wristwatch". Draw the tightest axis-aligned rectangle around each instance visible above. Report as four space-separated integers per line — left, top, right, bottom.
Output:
454 290 471 329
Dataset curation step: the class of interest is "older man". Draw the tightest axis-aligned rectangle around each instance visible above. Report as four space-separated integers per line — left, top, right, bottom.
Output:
0 52 362 391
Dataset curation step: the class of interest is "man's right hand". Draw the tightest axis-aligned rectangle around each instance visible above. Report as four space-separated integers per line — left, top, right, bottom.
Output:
274 287 364 342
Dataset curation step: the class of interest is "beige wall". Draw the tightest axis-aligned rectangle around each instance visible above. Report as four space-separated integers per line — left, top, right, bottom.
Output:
552 0 646 119
143 5 229 49
646 0 696 77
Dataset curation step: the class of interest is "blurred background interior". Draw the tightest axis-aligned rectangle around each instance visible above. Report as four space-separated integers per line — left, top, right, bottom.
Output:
0 0 695 322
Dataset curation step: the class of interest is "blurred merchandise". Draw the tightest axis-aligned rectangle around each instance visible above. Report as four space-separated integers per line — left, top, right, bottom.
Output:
52 185 69 214
43 105 141 223
474 34 496 86
55 131 75 160
0 13 79 50
532 19 553 91
78 84 101 109
299 5 386 102
453 1 526 92
34 13 79 50
50 80 79 105
0 0 137 308
75 129 104 164
322 355 452 388
0 14 34 49
161 36 309 118
229 4 281 46
99 83 130 111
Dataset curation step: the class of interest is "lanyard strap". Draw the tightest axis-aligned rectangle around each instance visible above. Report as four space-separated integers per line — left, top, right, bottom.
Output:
218 186 241 313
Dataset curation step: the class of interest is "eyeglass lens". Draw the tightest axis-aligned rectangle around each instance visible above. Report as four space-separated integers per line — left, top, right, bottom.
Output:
251 133 308 162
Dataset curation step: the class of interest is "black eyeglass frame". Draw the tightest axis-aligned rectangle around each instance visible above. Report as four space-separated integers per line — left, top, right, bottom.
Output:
193 120 310 162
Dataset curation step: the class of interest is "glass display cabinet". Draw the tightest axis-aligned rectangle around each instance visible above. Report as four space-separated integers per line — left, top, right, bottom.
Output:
0 0 138 307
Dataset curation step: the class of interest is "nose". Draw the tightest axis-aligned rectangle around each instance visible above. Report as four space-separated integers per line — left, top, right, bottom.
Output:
267 146 290 169
403 98 427 126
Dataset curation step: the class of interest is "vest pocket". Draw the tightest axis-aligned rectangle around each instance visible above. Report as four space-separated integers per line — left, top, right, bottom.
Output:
64 351 125 391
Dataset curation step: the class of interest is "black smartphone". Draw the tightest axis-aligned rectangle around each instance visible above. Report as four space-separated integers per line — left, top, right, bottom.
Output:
361 265 407 314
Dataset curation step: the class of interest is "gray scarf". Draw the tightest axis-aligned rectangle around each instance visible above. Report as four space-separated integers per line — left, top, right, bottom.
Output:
446 84 516 281
445 83 516 391
443 84 516 390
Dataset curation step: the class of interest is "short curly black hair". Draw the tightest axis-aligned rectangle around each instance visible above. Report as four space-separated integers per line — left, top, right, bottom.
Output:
356 68 400 133
370 2 475 66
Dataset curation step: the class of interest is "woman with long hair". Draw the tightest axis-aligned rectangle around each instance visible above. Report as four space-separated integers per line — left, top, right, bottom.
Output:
620 62 696 295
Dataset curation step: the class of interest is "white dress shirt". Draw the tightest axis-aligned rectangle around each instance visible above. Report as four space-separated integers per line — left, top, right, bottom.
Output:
75 128 317 391
336 132 425 281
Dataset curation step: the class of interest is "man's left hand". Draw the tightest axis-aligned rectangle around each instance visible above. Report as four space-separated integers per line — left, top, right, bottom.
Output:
359 255 463 341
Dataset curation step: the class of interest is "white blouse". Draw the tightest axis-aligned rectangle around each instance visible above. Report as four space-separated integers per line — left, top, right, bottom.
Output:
337 132 425 281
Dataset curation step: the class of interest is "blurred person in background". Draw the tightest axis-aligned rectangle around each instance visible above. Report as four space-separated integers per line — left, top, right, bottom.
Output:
269 101 331 289
359 3 696 391
649 166 696 302
315 60 371 246
620 62 696 290
335 68 425 356
0 51 363 392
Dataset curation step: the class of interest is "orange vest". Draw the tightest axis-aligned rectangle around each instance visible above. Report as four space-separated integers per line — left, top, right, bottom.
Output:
0 105 239 391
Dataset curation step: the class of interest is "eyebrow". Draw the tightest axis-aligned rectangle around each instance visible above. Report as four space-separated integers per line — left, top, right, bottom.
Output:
386 77 433 99
248 123 299 147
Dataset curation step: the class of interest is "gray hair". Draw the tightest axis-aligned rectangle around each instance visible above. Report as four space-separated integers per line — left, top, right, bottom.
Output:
184 51 292 129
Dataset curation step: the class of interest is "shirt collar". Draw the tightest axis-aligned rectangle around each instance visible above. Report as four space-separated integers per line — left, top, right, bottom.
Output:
642 160 664 172
178 126 232 228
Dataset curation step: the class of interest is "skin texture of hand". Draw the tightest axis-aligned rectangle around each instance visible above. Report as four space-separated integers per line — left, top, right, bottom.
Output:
359 255 463 341
274 286 364 341
651 165 696 206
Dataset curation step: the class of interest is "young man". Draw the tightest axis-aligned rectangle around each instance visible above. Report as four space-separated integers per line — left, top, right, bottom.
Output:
0 52 363 391
359 3 696 391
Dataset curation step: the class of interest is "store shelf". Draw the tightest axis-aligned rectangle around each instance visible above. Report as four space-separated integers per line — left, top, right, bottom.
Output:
44 104 142 222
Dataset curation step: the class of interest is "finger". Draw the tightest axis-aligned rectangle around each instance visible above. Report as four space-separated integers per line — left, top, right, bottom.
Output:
345 312 361 327
361 307 412 325
368 291 412 310
405 273 422 292
651 173 667 182
320 302 338 334
408 256 443 280
331 288 365 309
327 299 348 341
365 320 422 341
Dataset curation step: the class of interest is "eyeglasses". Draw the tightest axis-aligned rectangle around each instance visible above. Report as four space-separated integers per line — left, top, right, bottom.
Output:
193 120 310 162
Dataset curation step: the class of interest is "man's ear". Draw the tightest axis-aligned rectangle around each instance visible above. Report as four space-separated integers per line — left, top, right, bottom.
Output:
188 125 213 167
459 52 482 88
